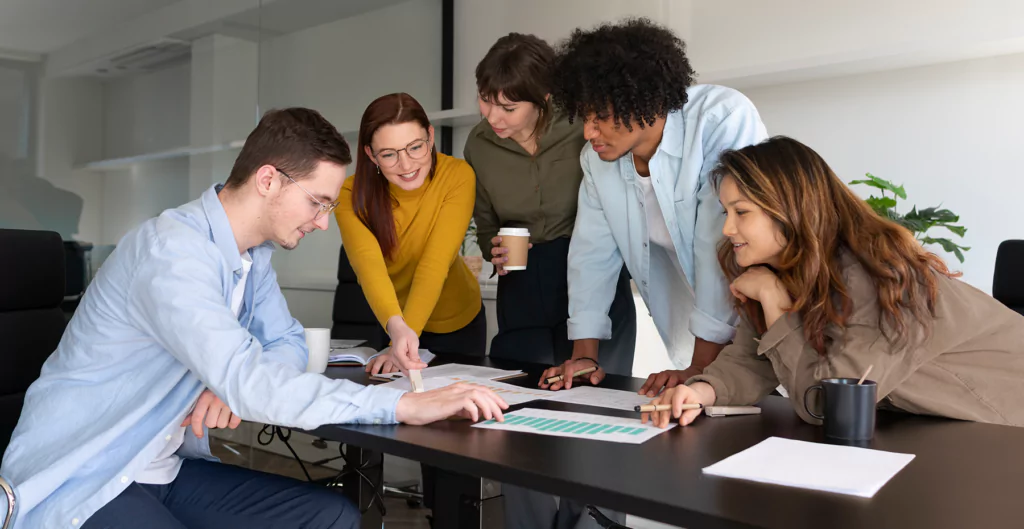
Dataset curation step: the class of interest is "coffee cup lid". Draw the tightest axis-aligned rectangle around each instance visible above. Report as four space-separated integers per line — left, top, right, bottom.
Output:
498 227 530 237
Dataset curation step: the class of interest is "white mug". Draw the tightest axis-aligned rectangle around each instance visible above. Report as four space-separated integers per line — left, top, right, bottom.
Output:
304 328 331 373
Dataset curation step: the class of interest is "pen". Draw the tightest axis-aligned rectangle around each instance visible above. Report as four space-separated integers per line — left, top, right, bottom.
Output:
545 366 597 384
634 403 703 413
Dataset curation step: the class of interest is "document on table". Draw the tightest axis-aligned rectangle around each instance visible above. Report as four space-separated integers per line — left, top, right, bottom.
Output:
372 363 523 383
543 385 654 411
473 407 675 444
702 437 915 498
381 375 553 405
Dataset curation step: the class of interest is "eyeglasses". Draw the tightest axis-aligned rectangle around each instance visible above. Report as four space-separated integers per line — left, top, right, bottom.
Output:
277 168 338 221
373 138 430 168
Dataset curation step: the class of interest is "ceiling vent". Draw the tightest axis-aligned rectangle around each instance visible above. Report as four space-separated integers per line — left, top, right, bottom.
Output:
61 38 191 77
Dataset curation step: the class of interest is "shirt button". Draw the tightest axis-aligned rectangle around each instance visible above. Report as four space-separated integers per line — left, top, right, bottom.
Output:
165 434 172 441
120 476 129 484
373 419 382 425
643 243 648 248
642 281 648 287
72 518 80 526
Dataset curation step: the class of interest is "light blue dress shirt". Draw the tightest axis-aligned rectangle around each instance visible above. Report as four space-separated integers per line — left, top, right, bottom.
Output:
0 185 405 529
567 84 768 353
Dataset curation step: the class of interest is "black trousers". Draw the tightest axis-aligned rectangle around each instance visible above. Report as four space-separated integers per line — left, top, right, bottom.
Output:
418 304 486 511
419 303 487 356
82 459 357 529
489 237 637 376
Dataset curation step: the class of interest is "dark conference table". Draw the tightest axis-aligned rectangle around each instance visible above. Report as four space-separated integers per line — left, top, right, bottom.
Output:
312 354 1024 529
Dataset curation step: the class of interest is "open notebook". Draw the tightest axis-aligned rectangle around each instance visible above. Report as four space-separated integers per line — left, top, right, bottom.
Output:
328 346 436 367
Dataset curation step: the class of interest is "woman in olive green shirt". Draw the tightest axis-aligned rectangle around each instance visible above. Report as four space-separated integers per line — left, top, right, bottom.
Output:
465 33 636 374
465 31 634 529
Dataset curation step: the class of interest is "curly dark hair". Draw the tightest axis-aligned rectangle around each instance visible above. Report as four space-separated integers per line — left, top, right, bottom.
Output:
551 17 696 131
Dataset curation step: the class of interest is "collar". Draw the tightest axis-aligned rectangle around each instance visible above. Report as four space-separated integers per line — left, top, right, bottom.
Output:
656 109 685 159
201 184 245 274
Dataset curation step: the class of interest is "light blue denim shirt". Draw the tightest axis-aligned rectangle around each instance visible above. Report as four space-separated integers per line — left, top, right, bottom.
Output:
567 85 768 351
0 185 405 529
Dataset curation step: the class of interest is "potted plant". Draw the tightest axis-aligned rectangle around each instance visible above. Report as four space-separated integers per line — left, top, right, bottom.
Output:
849 173 969 263
461 218 484 278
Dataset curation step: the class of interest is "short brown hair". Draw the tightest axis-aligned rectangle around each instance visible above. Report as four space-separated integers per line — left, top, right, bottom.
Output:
224 107 351 189
475 33 556 140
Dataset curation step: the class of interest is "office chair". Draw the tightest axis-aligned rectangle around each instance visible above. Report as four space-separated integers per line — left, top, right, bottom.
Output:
992 240 1024 316
331 245 389 349
0 229 68 529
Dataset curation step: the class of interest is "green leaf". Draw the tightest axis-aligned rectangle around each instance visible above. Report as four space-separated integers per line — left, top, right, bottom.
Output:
865 196 897 214
921 237 970 263
849 173 906 199
911 206 959 224
940 224 967 238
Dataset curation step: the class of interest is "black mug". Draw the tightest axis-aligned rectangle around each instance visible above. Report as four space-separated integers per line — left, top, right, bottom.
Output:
804 378 877 441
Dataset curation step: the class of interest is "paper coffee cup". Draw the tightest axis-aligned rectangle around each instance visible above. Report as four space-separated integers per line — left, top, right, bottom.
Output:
498 227 530 271
304 328 330 373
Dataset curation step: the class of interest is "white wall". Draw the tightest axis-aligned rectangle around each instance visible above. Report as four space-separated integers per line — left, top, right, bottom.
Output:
742 52 1024 292
261 0 443 289
97 62 192 244
36 76 105 243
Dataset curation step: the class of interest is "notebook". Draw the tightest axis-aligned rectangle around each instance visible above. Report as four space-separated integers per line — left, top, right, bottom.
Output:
702 436 915 498
327 347 435 367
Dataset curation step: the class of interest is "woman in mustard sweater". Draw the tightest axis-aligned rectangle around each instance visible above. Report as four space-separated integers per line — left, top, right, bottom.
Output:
335 92 483 374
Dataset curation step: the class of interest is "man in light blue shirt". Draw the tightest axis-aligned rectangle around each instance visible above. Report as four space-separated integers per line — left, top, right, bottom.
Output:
541 19 768 397
0 108 507 529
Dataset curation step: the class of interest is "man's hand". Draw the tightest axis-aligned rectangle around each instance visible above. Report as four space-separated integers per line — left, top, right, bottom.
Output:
181 389 242 439
637 367 703 397
539 358 604 391
395 383 510 425
365 353 401 375
386 316 425 373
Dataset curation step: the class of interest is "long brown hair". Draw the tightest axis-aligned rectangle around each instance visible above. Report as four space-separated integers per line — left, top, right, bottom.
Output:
712 136 958 355
352 93 437 260
475 33 555 141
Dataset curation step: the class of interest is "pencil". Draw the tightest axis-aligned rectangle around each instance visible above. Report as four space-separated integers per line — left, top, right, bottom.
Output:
545 366 597 384
634 403 703 413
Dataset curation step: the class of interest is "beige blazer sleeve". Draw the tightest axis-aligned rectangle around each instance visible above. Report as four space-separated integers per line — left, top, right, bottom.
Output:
686 317 780 405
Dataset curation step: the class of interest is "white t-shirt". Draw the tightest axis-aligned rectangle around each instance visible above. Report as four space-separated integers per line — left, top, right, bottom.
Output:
136 252 253 485
635 174 687 282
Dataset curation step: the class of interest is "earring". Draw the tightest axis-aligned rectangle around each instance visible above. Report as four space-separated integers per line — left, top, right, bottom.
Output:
376 165 380 174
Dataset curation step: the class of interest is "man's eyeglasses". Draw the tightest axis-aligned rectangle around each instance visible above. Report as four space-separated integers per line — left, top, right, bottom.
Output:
277 168 338 221
373 138 430 169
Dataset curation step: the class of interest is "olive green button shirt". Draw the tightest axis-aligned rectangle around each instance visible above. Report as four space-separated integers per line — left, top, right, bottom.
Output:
463 112 587 258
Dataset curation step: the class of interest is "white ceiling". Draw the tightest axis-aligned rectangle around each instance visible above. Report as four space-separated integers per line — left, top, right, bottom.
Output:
0 0 182 55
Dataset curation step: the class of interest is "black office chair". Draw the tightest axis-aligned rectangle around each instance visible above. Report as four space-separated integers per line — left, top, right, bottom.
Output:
0 229 68 529
331 246 389 349
992 240 1024 316
61 240 93 319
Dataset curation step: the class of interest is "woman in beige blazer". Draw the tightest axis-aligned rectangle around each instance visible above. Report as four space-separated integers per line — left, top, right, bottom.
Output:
646 136 1024 428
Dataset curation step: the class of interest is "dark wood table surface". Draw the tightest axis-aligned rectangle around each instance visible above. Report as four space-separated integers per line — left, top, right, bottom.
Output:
314 354 1024 529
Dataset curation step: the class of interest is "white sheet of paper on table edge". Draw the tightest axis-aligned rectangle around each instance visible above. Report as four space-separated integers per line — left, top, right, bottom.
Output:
701 436 916 498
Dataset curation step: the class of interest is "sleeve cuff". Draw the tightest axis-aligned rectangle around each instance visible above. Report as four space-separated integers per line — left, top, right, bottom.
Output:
360 385 407 425
686 372 732 405
689 308 737 344
756 312 801 355
567 310 613 341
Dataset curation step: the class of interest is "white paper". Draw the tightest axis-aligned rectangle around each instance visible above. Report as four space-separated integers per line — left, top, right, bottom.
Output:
702 437 915 498
544 386 655 412
473 407 674 444
372 362 520 382
380 375 553 405
331 348 436 366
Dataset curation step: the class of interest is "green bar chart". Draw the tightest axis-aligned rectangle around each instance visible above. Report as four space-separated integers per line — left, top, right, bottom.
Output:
473 408 674 444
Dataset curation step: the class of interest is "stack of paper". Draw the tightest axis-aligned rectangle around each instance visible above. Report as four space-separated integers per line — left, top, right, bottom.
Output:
702 437 915 498
371 362 521 383
383 375 553 405
544 386 654 411
328 347 435 367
